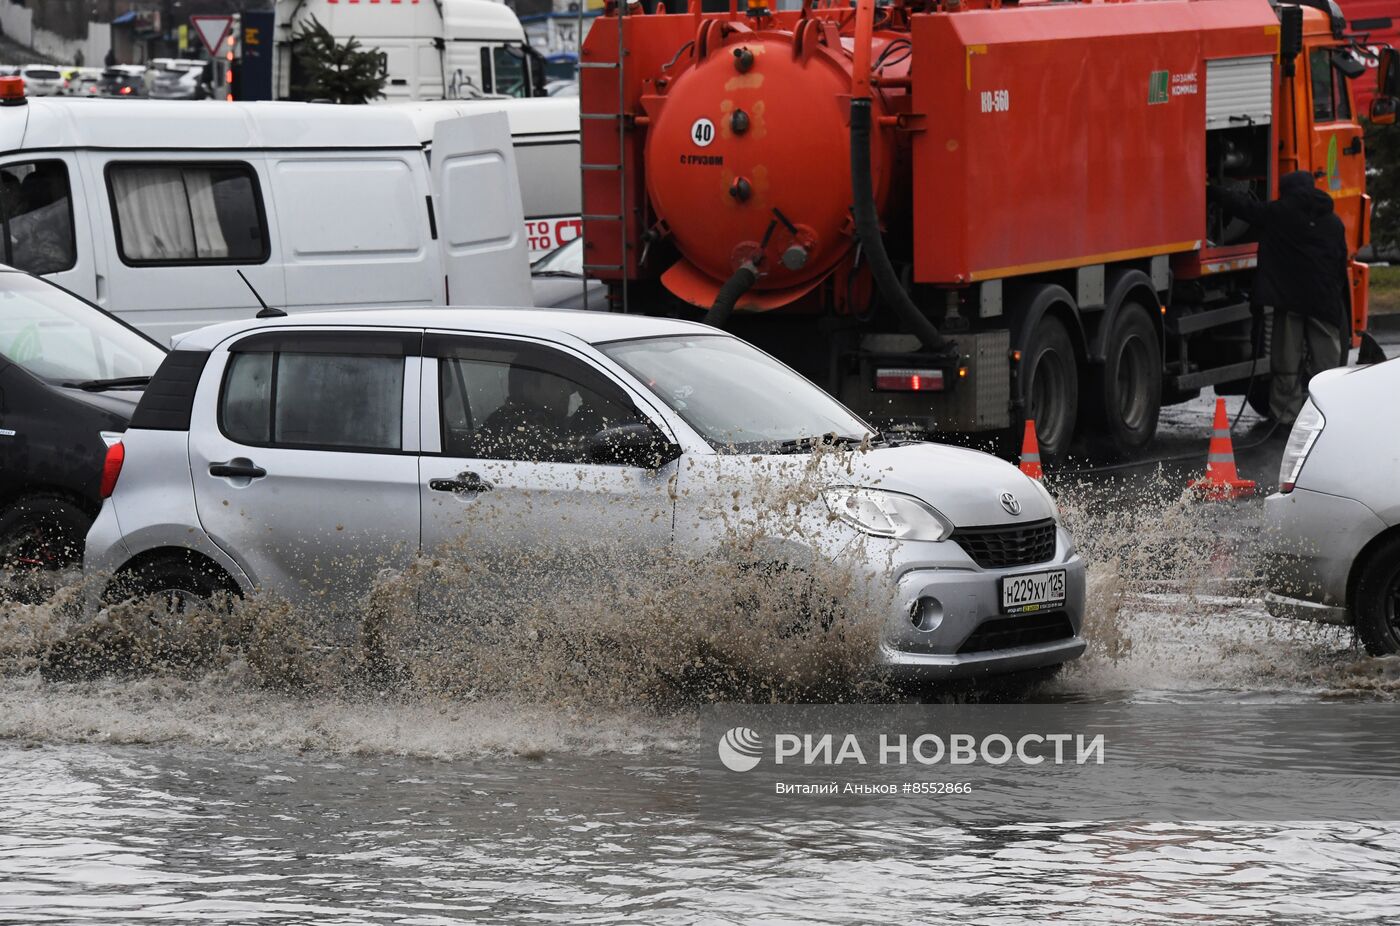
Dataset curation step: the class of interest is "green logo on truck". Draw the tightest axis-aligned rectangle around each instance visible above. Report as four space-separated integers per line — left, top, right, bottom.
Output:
1148 70 1169 105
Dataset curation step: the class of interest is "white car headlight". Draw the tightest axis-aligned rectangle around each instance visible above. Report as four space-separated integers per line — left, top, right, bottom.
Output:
1278 399 1325 493
821 487 953 541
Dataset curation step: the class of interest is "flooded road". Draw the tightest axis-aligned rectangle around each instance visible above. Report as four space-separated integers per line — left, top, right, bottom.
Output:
4 358 1400 924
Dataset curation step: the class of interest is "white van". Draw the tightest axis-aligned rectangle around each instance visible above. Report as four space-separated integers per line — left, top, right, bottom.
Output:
0 96 532 343
389 97 580 258
273 0 550 102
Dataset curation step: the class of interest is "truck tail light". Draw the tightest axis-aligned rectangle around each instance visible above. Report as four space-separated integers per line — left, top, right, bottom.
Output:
100 441 125 499
874 368 945 392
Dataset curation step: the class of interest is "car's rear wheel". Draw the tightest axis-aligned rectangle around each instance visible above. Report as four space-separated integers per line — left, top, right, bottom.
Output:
1352 536 1400 656
106 554 241 615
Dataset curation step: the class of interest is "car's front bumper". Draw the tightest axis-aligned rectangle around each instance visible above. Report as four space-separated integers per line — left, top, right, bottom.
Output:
864 526 1087 683
1262 488 1386 612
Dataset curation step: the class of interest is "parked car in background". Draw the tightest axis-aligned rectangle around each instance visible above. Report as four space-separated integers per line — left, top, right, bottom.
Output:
98 66 147 97
149 60 209 100
1264 358 1400 654
85 307 1085 683
530 238 605 311
0 266 166 569
65 67 105 97
19 66 64 97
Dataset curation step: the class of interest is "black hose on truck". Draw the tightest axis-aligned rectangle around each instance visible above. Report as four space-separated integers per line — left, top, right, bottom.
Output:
849 97 951 356
704 257 761 328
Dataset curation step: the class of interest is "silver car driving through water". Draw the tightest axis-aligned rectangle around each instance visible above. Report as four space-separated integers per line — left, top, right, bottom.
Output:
84 308 1086 682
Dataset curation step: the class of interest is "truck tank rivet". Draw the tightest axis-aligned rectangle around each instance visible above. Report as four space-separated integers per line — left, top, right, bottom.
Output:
733 47 754 73
731 109 750 134
729 177 752 202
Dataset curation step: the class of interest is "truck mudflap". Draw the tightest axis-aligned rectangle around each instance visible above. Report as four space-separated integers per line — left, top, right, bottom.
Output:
841 330 1012 433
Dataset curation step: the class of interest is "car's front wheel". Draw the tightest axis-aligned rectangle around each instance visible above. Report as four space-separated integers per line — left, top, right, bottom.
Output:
1352 536 1400 656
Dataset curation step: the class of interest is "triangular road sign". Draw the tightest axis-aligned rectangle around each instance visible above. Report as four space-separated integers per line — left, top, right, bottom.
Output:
190 15 234 56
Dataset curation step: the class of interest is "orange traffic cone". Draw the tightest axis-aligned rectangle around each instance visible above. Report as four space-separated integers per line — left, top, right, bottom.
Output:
1019 420 1043 480
1188 398 1255 500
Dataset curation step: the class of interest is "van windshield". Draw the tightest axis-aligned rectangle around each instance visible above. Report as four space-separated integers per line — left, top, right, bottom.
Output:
599 334 875 454
0 274 165 385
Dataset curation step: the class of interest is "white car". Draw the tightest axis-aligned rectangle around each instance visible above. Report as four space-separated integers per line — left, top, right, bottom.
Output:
84 308 1086 683
19 65 64 97
1264 358 1400 653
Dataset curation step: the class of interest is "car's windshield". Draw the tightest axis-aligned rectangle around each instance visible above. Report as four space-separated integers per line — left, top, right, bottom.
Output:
600 333 874 453
0 273 165 384
531 237 583 276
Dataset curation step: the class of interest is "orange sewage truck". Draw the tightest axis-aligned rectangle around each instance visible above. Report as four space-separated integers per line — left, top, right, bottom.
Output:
580 0 1399 458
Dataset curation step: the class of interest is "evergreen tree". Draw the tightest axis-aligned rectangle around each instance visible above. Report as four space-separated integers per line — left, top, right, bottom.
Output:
1366 119 1400 257
289 16 386 105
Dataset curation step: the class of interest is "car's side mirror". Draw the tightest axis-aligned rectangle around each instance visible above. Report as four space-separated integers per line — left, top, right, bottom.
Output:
1371 96 1398 126
525 45 548 98
586 423 681 469
1280 6 1304 78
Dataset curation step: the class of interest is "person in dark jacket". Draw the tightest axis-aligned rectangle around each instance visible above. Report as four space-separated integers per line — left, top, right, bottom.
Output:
1207 170 1350 424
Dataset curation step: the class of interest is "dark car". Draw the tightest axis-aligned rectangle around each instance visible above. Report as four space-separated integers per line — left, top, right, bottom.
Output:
0 266 166 570
97 66 146 98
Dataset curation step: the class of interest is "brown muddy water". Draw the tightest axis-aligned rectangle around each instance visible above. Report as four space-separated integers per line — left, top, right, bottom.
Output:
3 472 1399 924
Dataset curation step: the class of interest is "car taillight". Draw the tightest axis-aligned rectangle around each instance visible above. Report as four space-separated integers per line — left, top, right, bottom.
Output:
874 368 945 392
100 441 125 499
120 85 132 95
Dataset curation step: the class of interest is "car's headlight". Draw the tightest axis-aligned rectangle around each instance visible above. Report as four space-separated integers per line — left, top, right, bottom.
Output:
1278 398 1325 494
821 487 953 541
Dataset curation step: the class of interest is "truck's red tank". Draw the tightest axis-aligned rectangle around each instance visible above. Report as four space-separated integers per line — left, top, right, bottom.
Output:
642 26 906 307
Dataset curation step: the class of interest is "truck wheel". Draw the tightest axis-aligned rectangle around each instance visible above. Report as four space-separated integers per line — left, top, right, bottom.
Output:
1091 302 1161 456
1022 315 1078 461
0 495 90 570
1352 536 1400 656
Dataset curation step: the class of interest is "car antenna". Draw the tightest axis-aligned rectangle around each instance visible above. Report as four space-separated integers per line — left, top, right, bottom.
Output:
237 270 286 318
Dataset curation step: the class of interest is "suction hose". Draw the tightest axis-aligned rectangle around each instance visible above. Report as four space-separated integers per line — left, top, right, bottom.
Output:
704 257 761 328
849 0 950 356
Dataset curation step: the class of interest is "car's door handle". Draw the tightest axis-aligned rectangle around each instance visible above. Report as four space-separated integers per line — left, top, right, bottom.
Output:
429 471 493 495
209 458 267 479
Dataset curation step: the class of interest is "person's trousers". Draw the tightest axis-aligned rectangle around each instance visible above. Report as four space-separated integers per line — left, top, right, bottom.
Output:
1269 310 1341 425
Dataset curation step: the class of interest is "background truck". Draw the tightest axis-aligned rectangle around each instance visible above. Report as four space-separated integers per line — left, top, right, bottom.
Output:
1339 0 1399 110
273 0 554 101
580 0 1398 459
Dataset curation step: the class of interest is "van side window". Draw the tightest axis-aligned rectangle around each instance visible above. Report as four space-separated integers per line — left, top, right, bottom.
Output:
109 163 268 265
222 350 404 452
0 160 77 275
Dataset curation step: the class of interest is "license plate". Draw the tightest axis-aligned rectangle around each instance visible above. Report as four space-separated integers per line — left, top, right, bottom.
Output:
1000 569 1067 614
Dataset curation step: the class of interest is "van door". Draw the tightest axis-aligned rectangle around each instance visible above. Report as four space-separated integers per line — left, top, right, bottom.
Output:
0 153 95 300
90 155 288 344
429 112 533 307
188 327 422 615
269 151 439 312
